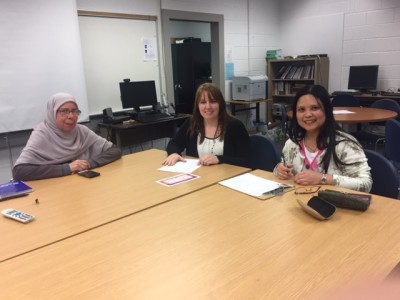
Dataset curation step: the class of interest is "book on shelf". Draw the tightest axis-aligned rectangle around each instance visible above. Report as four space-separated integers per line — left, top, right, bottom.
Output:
275 64 315 80
291 83 309 94
274 82 294 96
304 65 311 79
300 66 308 79
280 65 292 79
293 66 303 79
0 180 33 201
276 65 287 78
286 66 297 79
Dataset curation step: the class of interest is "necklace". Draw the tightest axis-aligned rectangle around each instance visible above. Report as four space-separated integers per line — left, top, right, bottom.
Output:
208 123 220 155
304 138 318 152
210 139 216 155
305 142 318 152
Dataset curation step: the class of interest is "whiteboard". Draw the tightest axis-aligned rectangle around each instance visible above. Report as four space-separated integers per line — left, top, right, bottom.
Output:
0 0 88 133
78 16 160 115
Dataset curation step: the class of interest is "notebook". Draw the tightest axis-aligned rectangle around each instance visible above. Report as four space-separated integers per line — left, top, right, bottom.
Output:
0 181 33 201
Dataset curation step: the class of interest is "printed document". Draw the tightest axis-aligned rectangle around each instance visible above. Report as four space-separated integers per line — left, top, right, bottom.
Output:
219 173 288 198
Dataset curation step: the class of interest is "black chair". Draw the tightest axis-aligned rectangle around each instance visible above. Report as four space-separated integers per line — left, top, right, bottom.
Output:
352 99 400 151
385 119 400 171
331 94 361 107
364 149 399 199
249 135 280 171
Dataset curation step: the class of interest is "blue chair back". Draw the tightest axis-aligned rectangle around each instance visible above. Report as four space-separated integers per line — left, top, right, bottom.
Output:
364 149 399 199
371 98 400 122
385 119 400 169
351 98 400 150
332 94 360 107
249 135 280 171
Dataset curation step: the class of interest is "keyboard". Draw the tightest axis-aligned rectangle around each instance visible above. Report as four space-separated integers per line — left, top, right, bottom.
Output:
137 112 174 123
332 91 363 96
380 91 400 97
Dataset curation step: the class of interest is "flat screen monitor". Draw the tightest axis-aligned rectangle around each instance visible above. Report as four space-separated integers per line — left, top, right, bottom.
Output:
119 80 157 112
347 65 379 92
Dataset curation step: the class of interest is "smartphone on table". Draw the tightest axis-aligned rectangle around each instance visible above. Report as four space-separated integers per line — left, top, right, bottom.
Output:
77 170 100 178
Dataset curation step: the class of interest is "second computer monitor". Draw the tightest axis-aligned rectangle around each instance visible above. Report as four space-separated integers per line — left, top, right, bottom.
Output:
348 65 379 92
119 80 157 112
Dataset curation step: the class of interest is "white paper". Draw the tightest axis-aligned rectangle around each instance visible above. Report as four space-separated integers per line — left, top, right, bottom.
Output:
333 110 355 115
158 159 201 174
142 37 157 61
219 173 285 197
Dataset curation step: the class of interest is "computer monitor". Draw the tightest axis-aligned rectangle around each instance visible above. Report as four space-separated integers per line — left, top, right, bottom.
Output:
348 65 379 92
119 80 158 112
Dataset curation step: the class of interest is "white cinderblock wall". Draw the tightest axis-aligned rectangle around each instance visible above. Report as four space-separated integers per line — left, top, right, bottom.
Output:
77 0 400 118
280 0 400 92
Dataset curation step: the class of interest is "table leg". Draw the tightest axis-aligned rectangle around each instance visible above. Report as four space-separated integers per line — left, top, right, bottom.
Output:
255 103 260 123
231 104 236 116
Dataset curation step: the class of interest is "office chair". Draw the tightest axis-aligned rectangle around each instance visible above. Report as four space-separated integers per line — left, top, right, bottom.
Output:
385 119 400 171
364 149 399 199
249 135 280 171
352 99 400 151
331 94 360 107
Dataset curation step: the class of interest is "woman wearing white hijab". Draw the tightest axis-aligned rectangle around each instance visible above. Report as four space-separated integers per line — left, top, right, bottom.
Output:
13 93 122 181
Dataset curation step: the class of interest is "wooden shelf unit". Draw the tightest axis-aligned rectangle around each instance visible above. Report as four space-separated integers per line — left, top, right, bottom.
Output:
268 56 329 103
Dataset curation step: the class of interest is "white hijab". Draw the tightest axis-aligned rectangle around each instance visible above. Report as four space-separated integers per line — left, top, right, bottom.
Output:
15 93 112 166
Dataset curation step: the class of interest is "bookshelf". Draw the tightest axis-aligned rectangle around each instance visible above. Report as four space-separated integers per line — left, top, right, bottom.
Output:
267 56 329 108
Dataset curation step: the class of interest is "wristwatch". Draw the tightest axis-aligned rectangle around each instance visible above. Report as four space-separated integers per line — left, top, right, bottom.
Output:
321 174 328 185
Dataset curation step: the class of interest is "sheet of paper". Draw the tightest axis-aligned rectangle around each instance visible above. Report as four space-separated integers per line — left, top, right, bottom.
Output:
333 110 355 115
219 173 287 197
158 159 201 174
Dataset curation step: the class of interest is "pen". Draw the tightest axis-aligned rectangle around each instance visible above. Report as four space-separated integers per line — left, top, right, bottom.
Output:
263 186 284 196
281 155 287 167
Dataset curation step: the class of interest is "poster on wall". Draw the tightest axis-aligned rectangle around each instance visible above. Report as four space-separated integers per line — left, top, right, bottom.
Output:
142 37 157 61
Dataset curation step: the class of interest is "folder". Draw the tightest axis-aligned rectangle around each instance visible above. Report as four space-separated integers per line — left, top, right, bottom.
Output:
0 181 33 201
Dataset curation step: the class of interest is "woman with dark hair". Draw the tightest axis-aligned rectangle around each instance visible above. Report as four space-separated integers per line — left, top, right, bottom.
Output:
274 85 372 192
163 83 251 168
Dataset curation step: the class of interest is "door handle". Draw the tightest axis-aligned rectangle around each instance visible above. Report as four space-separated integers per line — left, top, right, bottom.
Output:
174 84 183 91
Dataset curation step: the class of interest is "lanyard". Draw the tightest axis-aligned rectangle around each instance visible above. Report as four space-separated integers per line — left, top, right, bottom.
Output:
300 140 324 171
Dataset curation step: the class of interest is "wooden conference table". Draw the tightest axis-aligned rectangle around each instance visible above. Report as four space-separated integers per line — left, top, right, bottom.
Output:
287 106 398 124
0 149 249 263
1 170 400 299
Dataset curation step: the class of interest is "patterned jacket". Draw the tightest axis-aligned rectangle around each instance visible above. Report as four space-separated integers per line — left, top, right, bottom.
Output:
277 132 372 192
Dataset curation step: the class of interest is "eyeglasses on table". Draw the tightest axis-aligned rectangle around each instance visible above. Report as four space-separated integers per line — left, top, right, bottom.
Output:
294 186 321 195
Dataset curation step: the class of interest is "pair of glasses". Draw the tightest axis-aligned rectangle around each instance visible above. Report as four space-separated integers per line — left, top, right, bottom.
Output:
58 109 81 117
295 186 321 194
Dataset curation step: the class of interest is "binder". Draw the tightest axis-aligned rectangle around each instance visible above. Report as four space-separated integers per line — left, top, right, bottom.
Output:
0 181 33 201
